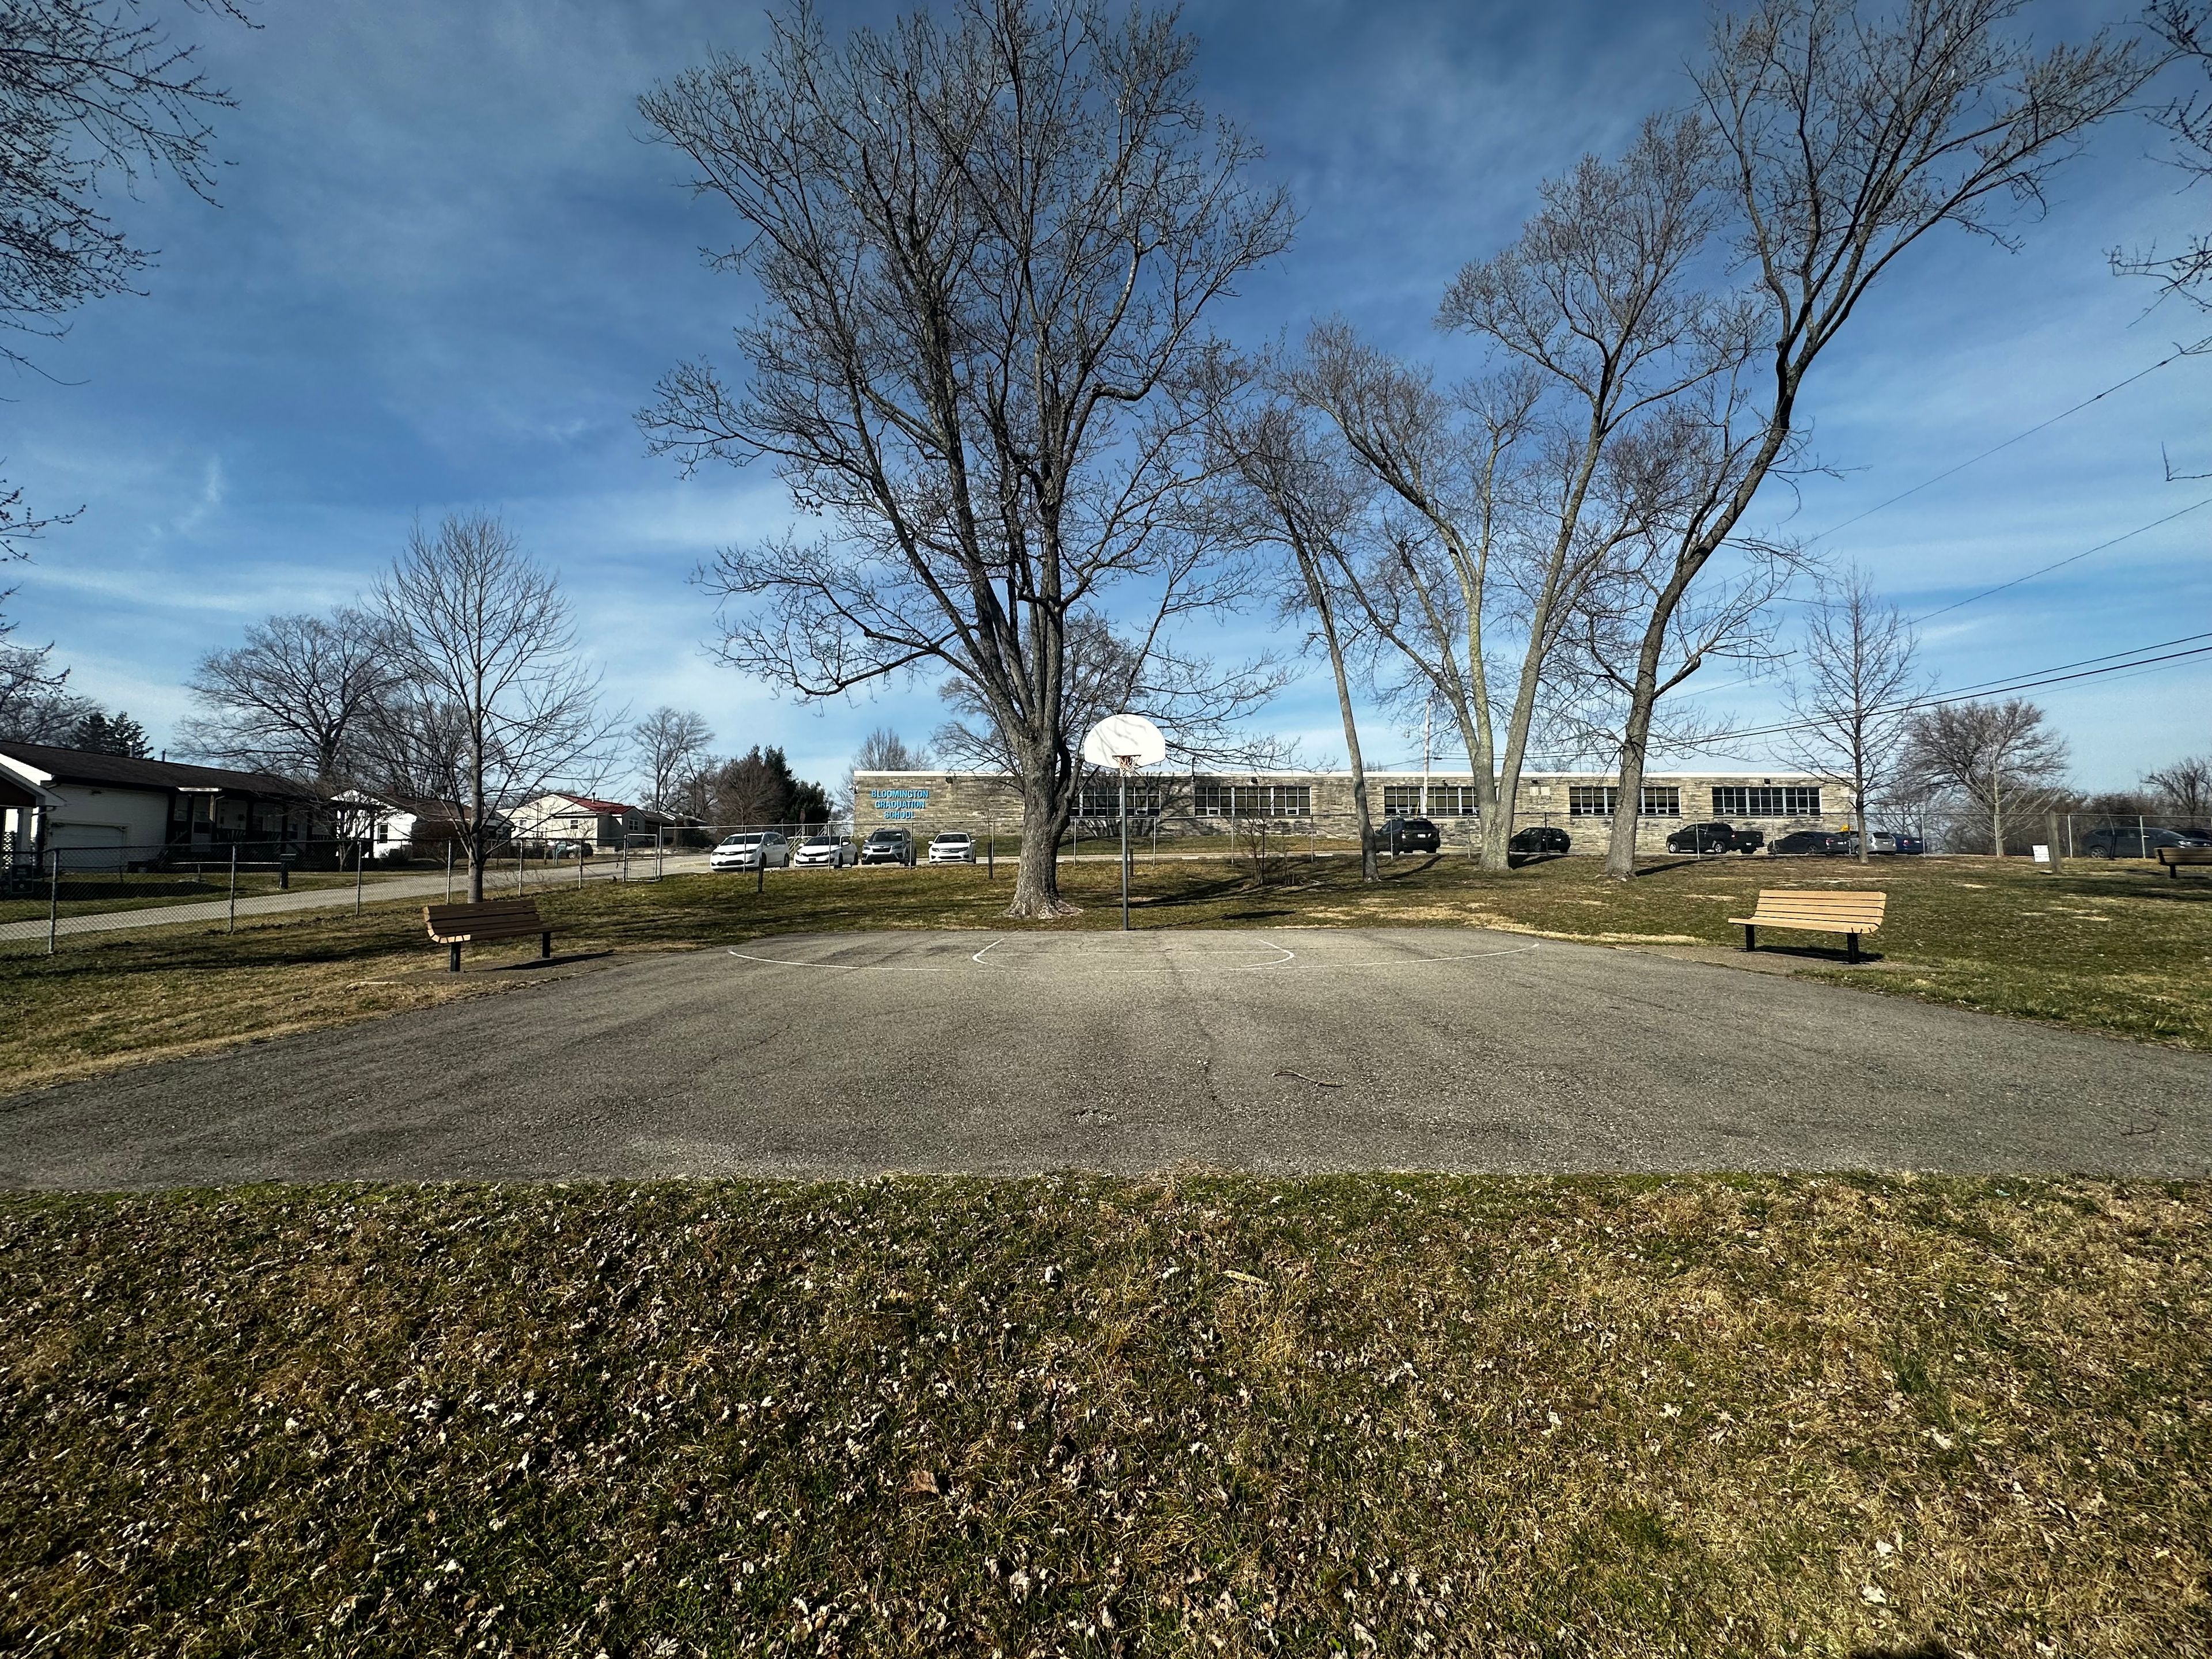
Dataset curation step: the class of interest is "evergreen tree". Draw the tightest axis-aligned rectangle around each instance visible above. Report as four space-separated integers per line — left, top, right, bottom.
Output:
67 709 151 757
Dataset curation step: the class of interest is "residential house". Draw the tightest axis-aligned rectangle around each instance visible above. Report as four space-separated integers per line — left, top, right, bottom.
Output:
0 741 332 870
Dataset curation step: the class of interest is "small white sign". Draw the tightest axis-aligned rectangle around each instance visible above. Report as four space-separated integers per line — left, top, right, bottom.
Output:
2031 844 2051 863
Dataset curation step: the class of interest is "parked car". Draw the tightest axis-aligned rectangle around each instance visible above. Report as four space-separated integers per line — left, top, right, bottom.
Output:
927 831 976 865
1665 820 1763 855
709 831 790 872
858 827 916 866
2077 824 2212 859
1506 825 1571 862
1847 830 1924 855
791 834 853 868
1771 830 1851 857
1374 816 1441 854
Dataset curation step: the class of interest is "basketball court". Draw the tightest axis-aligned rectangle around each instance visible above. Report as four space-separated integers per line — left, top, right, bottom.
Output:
6 925 2209 1189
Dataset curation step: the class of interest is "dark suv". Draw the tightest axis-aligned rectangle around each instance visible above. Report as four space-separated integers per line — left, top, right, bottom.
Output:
2078 824 2212 859
1666 820 1763 855
1506 825 1570 863
858 826 916 866
1374 816 1441 854
1771 830 1851 857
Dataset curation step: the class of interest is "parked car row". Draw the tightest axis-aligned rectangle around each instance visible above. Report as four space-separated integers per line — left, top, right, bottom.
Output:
2075 824 2212 858
708 827 984 872
714 816 1950 873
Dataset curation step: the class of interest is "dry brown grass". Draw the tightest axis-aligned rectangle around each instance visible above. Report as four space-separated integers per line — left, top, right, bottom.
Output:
1 1175 2206 1656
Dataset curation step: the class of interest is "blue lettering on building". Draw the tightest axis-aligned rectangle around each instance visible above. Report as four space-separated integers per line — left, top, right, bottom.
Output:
870 786 931 821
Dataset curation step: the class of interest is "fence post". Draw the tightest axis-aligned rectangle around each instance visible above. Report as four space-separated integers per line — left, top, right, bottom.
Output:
354 839 364 916
756 825 766 895
445 842 454 903
229 844 239 934
48 849 59 955
2139 815 2148 861
621 834 629 884
579 841 586 887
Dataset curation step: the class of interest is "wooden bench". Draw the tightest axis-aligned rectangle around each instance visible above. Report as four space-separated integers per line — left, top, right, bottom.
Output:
1728 889 1886 963
424 899 551 972
2157 846 2212 879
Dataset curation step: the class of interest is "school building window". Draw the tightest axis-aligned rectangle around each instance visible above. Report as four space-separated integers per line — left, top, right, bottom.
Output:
1640 785 1681 816
1568 786 1618 816
1711 785 1821 817
1194 782 1310 818
1383 783 1480 816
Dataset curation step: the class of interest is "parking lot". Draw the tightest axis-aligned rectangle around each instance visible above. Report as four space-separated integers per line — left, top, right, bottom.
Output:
5 926 2207 1188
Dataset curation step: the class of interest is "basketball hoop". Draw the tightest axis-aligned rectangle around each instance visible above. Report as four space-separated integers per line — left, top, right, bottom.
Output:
1080 714 1166 931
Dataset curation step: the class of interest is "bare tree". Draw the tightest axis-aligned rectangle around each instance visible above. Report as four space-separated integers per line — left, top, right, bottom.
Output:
637 0 1291 918
1600 0 2147 878
1781 566 1927 862
2 0 250 562
632 706 713 814
1198 359 1384 881
931 609 1287 777
840 725 932 824
1900 696 2070 855
176 608 396 785
2145 752 2212 819
372 513 620 902
2112 1 2212 309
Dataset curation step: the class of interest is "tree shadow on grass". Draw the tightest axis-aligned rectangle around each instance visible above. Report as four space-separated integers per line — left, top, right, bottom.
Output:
1848 1642 1957 1659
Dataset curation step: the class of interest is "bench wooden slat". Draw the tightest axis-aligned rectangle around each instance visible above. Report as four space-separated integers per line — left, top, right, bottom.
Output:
1728 889 1884 961
423 899 552 967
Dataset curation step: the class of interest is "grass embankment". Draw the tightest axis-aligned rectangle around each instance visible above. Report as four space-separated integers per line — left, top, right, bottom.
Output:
2 1176 2205 1657
3 854 2208 1092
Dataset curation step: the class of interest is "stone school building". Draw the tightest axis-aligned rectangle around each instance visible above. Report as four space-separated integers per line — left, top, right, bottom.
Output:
853 768 1849 854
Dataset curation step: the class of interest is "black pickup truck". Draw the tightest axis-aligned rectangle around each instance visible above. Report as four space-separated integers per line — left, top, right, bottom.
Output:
1665 820 1764 855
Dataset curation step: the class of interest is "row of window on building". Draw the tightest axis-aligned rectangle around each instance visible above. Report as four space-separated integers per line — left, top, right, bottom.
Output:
1067 781 1825 819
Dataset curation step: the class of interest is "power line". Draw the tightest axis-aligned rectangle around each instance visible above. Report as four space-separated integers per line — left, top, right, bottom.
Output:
1801 342 2206 550
1684 633 2212 752
1910 495 2212 623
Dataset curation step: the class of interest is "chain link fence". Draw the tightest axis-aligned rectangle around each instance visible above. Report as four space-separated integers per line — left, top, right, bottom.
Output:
0 831 716 951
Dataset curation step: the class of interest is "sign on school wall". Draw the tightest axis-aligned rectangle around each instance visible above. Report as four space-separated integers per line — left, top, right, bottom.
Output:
870 787 931 821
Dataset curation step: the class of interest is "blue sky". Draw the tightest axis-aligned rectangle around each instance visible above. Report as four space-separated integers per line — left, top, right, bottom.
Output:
8 0 2207 793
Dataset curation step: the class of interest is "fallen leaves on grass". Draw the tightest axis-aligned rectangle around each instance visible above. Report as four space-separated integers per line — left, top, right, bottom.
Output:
1 1175 2206 1657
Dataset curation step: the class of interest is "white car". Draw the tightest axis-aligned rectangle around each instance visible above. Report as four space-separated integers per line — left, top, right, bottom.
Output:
791 834 853 868
926 831 976 865
709 832 790 872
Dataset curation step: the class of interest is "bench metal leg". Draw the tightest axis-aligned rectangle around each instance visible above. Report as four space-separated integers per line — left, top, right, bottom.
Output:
541 931 551 959
1742 924 1755 953
1847 932 1860 964
449 943 461 974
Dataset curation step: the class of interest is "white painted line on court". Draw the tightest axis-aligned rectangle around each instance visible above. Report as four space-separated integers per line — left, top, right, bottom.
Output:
1243 941 1543 971
729 937 1541 974
726 948 963 972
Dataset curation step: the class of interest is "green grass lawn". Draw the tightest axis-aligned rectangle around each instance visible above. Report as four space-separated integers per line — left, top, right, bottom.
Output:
2 1175 2204 1657
5 853 2210 1091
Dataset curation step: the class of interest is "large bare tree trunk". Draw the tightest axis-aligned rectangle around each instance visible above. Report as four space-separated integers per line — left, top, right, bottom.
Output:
1009 742 1076 919
1316 599 1380 883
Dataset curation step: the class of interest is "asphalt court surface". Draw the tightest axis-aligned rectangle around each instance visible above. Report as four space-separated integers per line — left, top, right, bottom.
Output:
5 927 2207 1188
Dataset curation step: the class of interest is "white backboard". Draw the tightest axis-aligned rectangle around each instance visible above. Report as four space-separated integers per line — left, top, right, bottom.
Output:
1081 713 1166 768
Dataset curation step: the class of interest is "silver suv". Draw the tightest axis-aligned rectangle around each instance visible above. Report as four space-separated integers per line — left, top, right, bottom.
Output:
858 827 915 866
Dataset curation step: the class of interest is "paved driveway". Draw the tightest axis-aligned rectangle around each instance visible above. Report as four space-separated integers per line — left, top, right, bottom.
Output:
4 929 2206 1189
